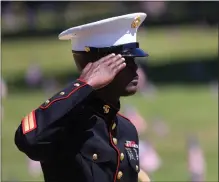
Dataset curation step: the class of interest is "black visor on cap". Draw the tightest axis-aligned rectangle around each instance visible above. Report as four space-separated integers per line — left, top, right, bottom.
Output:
121 47 148 57
72 42 149 57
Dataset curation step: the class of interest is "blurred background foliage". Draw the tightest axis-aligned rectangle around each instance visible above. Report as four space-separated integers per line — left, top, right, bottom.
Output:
2 1 218 90
1 1 218 182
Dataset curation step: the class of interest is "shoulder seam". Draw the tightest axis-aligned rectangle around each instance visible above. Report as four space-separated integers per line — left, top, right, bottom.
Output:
117 112 131 122
117 112 139 135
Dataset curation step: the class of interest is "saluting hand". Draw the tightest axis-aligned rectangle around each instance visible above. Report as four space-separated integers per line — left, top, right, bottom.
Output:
79 54 126 90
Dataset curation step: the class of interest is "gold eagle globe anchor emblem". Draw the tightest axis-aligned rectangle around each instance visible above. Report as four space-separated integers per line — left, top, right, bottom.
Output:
131 16 141 28
103 105 110 114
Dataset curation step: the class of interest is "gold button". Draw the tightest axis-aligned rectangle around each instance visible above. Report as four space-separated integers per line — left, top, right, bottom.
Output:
120 153 124 161
74 83 80 87
112 123 116 130
45 100 50 104
92 153 98 160
84 46 90 52
117 171 123 179
136 165 139 171
103 105 110 114
60 92 65 95
113 138 117 145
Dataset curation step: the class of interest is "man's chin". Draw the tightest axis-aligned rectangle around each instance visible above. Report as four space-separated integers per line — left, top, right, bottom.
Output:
121 85 138 97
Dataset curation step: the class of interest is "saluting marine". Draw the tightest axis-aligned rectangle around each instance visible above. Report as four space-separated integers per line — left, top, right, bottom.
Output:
15 13 150 182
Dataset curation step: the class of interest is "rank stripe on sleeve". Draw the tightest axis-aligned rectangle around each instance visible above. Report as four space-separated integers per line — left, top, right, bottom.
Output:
22 110 37 134
22 116 29 133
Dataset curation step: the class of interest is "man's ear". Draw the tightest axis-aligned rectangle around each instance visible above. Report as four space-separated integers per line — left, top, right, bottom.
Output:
73 54 90 72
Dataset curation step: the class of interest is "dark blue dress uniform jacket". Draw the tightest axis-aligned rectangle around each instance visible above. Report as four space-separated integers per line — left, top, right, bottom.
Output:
15 79 140 182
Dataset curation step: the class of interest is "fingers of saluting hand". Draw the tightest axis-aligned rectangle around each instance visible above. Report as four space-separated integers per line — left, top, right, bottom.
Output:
99 53 116 63
111 56 125 69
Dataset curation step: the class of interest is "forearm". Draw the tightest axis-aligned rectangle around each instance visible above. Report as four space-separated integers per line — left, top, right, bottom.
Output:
15 79 94 161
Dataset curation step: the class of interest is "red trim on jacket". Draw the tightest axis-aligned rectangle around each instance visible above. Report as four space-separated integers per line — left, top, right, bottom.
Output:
109 131 120 182
117 112 131 122
77 78 88 83
40 83 87 109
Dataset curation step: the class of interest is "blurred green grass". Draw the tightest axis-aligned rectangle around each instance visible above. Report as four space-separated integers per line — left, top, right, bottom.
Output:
2 86 218 181
2 25 218 81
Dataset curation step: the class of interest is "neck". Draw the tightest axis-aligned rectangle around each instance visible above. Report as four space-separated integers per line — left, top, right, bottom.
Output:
96 89 120 109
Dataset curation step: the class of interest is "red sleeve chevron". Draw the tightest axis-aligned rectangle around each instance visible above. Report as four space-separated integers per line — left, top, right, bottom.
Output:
22 110 37 134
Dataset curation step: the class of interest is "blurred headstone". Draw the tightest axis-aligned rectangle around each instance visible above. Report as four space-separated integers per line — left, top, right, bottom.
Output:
2 2 28 33
123 105 147 135
209 81 218 98
187 135 206 182
137 67 157 99
42 77 60 97
139 1 167 18
1 77 8 99
2 2 19 32
1 78 8 122
25 62 43 88
139 140 162 175
151 117 169 137
27 158 42 178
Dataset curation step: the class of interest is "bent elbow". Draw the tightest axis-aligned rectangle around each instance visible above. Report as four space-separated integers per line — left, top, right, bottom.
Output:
14 127 41 161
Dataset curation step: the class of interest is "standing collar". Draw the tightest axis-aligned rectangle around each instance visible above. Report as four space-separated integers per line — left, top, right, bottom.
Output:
87 96 120 122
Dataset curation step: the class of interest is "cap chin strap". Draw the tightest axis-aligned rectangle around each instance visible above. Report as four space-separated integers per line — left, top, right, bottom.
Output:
72 42 139 55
